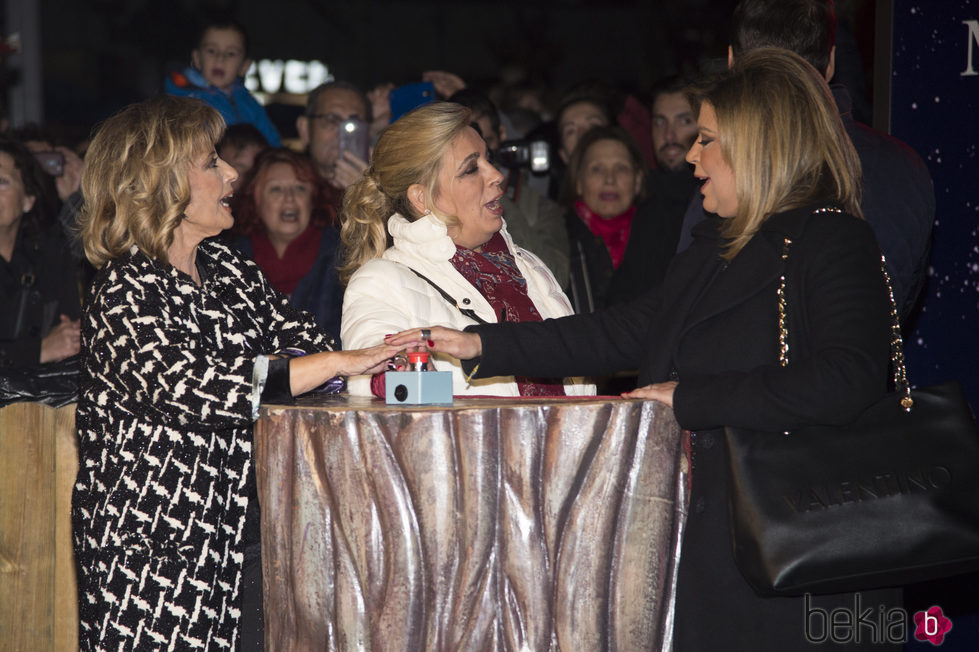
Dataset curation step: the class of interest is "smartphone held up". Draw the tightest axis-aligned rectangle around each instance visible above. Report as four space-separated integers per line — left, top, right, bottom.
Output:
34 150 65 177
338 118 370 164
389 81 436 123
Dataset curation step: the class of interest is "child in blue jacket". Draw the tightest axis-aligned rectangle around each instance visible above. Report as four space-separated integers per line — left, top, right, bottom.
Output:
165 18 281 147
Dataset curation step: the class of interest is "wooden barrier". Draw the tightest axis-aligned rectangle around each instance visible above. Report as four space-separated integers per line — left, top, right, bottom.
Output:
0 403 78 651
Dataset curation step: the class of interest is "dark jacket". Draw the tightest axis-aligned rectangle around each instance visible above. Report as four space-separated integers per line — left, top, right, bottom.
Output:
606 167 700 304
467 204 899 649
233 227 344 340
500 169 570 287
565 198 659 313
834 85 935 319
0 222 80 368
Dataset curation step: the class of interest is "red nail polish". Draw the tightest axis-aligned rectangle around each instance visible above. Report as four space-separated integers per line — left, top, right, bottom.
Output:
428 339 435 347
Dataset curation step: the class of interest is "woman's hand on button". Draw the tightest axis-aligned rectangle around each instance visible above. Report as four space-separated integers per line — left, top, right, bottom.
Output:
385 326 482 360
328 343 402 377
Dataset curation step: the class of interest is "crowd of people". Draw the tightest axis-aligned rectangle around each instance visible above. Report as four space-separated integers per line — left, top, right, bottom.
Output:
0 0 941 649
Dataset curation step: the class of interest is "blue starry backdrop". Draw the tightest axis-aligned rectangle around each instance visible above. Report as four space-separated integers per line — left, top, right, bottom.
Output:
894 3 979 650
893 0 979 412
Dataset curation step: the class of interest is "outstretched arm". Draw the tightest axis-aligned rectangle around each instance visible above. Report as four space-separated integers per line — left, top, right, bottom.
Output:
384 326 482 361
288 344 399 396
387 291 660 381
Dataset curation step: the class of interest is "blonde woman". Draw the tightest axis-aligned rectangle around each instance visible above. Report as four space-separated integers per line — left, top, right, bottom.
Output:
388 49 899 649
73 95 395 649
339 102 593 398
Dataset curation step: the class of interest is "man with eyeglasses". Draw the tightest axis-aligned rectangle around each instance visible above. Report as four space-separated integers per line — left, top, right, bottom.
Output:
296 81 372 199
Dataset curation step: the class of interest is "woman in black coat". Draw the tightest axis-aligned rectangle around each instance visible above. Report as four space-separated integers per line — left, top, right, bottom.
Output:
0 139 80 368
388 49 900 650
558 125 650 313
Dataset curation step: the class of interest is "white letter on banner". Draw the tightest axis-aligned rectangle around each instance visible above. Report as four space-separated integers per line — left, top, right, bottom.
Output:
306 61 332 89
258 60 285 93
963 20 979 76
283 60 307 94
244 61 259 92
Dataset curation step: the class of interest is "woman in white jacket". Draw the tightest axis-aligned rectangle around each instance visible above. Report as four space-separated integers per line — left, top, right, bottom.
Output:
339 102 592 397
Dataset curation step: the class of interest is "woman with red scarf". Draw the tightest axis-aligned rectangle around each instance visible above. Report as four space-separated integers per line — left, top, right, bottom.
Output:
339 102 594 399
230 148 344 338
560 126 649 313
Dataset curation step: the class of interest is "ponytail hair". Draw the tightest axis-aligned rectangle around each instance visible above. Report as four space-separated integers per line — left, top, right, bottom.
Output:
338 102 472 285
338 172 392 284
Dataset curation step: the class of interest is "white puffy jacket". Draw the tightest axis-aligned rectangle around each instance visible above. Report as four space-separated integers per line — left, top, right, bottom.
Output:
341 213 594 396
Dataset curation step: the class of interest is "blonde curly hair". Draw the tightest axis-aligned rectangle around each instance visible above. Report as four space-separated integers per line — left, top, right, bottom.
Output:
79 95 225 268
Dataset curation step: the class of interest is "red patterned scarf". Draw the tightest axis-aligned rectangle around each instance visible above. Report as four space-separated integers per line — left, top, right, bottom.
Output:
451 232 566 397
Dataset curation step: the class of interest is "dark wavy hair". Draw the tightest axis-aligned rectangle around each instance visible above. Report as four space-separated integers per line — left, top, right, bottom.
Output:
230 147 336 237
0 138 59 236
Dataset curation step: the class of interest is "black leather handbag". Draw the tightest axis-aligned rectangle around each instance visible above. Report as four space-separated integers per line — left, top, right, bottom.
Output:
725 238 979 597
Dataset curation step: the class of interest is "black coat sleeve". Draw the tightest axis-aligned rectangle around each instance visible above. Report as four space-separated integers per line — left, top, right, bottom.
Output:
467 288 662 381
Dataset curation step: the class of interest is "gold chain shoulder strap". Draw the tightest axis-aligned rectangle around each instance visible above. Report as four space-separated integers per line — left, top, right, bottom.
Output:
777 208 913 411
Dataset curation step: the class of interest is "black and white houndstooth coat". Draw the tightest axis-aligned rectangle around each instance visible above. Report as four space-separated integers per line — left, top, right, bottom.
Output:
72 240 335 650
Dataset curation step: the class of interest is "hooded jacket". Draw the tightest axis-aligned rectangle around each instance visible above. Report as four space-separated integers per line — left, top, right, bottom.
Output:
165 66 282 147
